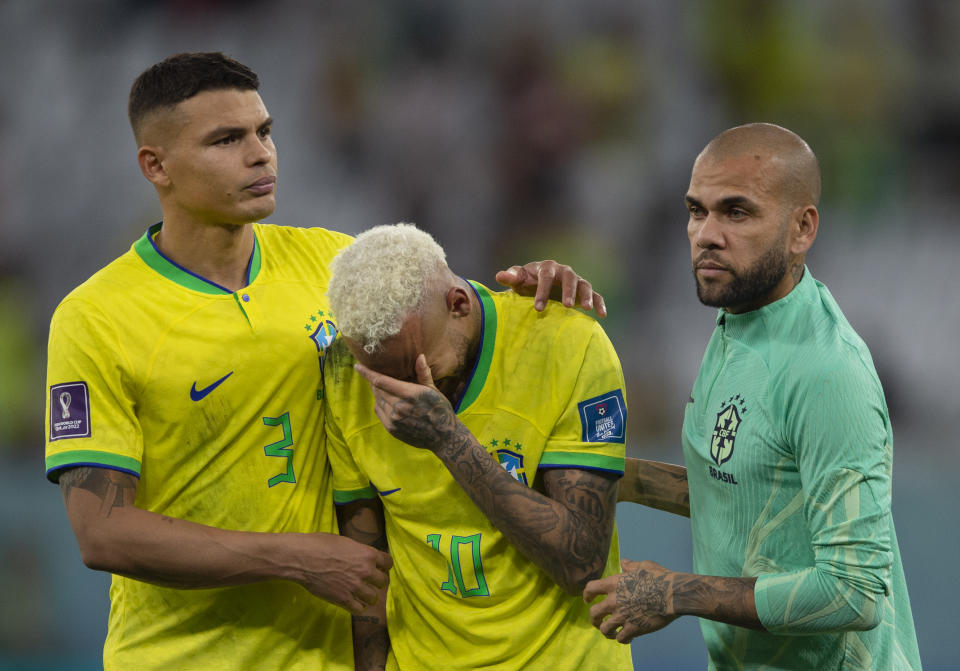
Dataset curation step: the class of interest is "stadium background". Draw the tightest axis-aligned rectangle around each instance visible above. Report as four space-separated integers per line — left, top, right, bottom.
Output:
0 1 956 669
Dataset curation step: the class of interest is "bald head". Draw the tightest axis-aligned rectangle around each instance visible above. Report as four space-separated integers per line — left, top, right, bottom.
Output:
697 123 821 210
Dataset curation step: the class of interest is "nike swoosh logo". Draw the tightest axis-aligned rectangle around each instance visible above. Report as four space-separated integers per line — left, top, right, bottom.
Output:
377 487 401 497
190 372 234 401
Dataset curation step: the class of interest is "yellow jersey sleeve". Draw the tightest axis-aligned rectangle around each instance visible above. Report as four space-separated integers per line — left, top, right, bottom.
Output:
324 338 378 502
45 295 143 480
540 319 627 475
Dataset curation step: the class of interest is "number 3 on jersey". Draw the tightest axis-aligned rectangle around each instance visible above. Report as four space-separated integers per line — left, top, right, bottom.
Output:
426 533 490 597
262 412 296 487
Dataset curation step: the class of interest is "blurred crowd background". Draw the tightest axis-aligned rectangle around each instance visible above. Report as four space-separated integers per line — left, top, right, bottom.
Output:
1 1 957 669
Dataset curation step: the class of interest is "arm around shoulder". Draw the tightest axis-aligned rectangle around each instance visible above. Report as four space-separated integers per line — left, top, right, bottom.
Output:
617 458 689 517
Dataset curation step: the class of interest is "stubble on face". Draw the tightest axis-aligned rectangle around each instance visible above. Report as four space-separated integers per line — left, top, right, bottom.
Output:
693 224 790 312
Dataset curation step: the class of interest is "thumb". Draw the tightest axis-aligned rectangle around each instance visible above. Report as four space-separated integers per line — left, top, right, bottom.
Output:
494 266 523 288
415 354 436 388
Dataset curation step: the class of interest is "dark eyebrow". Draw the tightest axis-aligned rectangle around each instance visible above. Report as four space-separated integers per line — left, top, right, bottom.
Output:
202 117 273 143
718 195 756 210
202 125 243 143
685 194 758 211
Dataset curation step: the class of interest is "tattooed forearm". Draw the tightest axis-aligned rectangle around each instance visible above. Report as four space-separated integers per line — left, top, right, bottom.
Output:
352 615 389 671
370 373 617 594
59 467 137 517
618 459 689 517
670 573 762 630
436 426 617 594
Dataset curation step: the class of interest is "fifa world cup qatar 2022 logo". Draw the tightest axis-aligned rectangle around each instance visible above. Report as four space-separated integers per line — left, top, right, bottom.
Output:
49 381 91 440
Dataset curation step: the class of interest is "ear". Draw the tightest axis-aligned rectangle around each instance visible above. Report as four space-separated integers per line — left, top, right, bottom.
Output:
445 286 472 319
789 205 818 255
137 145 170 188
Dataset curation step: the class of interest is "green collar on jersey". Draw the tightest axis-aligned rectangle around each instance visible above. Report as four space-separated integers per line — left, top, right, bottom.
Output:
133 222 262 294
716 265 814 327
457 281 498 413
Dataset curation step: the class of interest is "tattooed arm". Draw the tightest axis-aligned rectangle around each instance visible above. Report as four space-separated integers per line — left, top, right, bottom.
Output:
617 458 690 517
355 356 618 595
336 499 391 671
57 466 391 613
583 559 762 643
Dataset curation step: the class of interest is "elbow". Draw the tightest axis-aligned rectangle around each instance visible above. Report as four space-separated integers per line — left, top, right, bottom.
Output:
77 535 112 572
561 562 606 597
72 524 122 573
846 591 885 632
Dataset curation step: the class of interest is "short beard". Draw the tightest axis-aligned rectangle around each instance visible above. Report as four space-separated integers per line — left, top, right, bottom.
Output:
694 240 789 311
436 329 480 403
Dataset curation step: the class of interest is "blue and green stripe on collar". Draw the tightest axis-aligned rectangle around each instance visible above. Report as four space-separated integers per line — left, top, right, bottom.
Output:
134 222 261 293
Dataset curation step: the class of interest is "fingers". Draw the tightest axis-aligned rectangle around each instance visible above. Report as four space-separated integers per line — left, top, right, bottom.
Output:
560 265 582 309
414 354 435 388
355 583 380 608
583 574 614 603
598 611 626 639
354 362 382 387
616 623 642 644
589 596 615 628
375 549 394 572
593 291 607 318
364 564 391 591
498 260 607 317
344 598 368 615
533 262 555 311
494 266 526 289
364 549 393 590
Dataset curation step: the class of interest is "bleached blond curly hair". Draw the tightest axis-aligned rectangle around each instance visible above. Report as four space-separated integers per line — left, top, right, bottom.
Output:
328 223 449 354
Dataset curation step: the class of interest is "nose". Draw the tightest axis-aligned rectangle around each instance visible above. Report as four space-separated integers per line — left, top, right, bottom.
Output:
692 212 724 249
248 134 274 166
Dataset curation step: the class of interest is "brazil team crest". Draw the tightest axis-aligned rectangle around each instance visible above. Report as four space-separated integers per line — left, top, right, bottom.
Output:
310 319 338 353
495 449 528 485
710 402 741 466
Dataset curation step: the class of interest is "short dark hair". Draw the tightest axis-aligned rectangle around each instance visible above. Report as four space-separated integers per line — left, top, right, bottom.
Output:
128 52 259 141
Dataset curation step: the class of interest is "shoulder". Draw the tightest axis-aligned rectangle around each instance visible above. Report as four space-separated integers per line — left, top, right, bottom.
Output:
488 289 621 371
492 289 606 339
52 246 149 323
771 277 882 397
254 224 354 281
254 223 353 254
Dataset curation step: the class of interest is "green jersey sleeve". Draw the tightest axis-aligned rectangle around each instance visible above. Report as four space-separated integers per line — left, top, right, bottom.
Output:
756 352 893 633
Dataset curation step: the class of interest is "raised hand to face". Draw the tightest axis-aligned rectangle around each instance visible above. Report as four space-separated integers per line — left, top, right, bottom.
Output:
354 354 461 452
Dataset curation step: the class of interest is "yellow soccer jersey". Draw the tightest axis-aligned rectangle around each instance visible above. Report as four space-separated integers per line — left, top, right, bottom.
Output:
325 282 633 671
45 222 353 671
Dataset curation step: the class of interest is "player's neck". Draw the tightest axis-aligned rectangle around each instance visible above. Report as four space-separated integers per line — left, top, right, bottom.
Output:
155 219 255 292
439 288 483 407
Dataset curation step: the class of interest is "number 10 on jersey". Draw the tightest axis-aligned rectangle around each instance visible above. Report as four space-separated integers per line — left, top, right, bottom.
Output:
426 533 490 597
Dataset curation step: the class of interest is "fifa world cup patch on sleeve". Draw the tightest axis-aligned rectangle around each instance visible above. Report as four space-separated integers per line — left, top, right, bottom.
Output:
578 390 626 443
49 381 91 440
